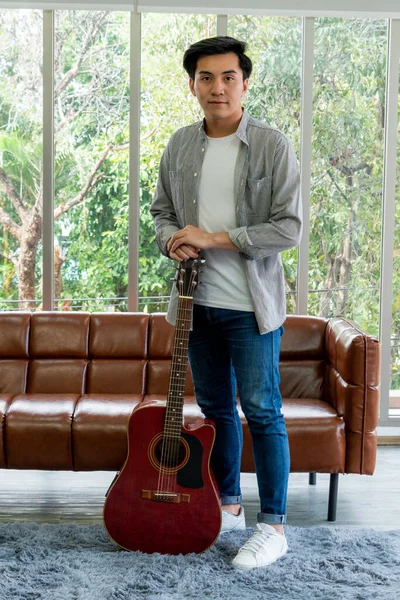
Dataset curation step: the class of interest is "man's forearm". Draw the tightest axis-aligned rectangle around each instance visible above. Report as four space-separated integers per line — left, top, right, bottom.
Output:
208 232 241 252
167 226 241 256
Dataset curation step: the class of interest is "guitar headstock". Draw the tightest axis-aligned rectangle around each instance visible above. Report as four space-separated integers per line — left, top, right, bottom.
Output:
175 257 206 298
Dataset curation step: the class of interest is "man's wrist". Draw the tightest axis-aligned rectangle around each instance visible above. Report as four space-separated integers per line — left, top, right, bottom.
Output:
209 232 241 252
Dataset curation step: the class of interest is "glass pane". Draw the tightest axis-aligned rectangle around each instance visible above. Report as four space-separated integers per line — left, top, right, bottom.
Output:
389 68 400 416
54 10 130 312
308 18 387 336
228 16 302 314
139 14 216 313
0 10 43 311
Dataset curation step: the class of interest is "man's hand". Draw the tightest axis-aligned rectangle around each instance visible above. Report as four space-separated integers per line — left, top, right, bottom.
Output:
168 242 200 262
168 226 212 255
167 226 240 261
167 225 211 262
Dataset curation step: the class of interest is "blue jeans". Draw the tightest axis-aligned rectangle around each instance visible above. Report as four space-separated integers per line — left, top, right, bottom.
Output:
188 305 290 525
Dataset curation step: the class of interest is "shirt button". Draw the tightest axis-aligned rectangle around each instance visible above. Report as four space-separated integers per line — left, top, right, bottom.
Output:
193 200 197 204
194 172 198 177
202 148 205 152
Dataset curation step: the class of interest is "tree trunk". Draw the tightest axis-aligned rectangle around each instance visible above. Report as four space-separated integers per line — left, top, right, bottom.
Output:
18 212 42 311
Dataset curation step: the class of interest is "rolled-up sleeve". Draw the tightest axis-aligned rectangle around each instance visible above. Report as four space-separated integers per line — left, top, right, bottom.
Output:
229 135 302 260
150 141 180 257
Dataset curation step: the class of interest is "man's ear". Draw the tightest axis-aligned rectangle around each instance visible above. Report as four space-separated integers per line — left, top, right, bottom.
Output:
242 78 249 96
189 78 196 96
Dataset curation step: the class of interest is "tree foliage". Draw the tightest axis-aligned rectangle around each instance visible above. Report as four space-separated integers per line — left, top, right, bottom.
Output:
0 11 399 386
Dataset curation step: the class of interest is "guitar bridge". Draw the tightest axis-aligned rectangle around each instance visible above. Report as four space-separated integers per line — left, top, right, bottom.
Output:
141 490 190 504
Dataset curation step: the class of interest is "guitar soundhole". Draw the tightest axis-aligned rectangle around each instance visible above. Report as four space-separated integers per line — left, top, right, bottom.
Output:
155 438 188 469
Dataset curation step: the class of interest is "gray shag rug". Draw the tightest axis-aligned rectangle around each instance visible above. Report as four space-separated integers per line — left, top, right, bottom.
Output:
1 523 400 600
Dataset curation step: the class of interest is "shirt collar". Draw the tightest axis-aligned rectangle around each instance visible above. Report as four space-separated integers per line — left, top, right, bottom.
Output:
198 108 249 146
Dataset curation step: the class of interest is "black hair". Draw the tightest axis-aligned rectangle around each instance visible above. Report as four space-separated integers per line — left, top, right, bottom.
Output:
183 36 252 80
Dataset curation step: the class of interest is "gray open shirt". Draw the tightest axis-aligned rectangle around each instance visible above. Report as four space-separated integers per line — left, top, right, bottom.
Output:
150 109 302 334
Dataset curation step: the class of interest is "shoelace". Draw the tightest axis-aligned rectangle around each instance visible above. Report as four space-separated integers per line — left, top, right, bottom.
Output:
239 523 276 554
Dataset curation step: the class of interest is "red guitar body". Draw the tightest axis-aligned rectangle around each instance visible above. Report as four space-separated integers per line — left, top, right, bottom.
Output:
103 400 221 555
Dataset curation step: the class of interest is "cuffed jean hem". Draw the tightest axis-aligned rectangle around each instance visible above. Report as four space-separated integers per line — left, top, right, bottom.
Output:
258 512 287 525
220 495 242 506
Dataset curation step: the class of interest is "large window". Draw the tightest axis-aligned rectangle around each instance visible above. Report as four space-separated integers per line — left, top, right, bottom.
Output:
0 9 399 423
308 18 387 336
390 81 400 413
139 13 216 312
54 10 130 311
228 16 302 313
0 10 43 311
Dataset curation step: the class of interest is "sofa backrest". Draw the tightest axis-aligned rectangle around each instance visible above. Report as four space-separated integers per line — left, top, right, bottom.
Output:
0 312 328 400
280 315 327 399
147 314 194 396
0 313 30 395
87 313 148 394
27 313 90 394
146 313 328 400
0 312 149 395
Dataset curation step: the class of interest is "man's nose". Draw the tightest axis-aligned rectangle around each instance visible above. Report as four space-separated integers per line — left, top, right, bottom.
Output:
211 79 224 95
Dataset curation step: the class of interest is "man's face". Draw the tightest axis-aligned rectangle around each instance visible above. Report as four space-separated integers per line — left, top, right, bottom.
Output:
189 52 249 123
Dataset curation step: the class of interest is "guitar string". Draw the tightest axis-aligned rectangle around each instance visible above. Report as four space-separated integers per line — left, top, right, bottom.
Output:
164 272 196 495
170 268 197 491
167 295 192 494
169 292 193 491
160 298 189 495
157 270 196 496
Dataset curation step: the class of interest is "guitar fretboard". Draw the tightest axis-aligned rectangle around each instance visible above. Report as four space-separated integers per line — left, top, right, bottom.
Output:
165 296 193 438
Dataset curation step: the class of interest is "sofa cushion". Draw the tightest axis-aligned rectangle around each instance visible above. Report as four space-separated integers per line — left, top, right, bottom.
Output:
146 361 194 396
5 394 80 469
89 313 149 358
0 313 30 395
0 395 13 468
279 360 325 399
0 360 29 395
281 398 345 472
281 315 327 359
30 312 90 358
27 359 89 394
87 360 147 394
72 395 142 470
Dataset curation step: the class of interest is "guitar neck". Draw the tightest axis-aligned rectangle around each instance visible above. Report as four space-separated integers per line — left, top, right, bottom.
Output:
165 295 193 438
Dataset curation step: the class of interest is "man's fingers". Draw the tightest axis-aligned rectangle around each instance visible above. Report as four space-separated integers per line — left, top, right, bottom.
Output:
169 245 199 262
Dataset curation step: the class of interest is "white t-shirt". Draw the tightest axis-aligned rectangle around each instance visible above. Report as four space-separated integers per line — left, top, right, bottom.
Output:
194 133 254 312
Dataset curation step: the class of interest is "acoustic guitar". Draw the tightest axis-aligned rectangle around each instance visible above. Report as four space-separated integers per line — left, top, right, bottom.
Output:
103 258 222 554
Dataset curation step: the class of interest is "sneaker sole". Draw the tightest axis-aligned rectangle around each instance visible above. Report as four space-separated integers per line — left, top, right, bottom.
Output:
232 544 288 569
219 524 246 534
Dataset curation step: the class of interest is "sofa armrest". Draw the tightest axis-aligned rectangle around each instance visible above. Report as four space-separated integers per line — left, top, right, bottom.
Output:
325 317 380 475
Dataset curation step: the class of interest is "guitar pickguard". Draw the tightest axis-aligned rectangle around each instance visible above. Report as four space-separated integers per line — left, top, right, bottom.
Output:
177 431 204 489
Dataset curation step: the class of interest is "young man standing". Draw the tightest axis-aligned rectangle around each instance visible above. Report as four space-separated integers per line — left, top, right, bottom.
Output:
150 36 302 568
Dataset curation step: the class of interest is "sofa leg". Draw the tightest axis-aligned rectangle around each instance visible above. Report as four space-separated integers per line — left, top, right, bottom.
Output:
309 472 317 485
327 473 339 521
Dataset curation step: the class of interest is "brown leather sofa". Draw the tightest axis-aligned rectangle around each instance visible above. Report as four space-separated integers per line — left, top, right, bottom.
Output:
0 311 380 521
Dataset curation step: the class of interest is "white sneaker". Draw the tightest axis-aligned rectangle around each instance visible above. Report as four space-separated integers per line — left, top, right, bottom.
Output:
231 523 288 568
220 507 246 533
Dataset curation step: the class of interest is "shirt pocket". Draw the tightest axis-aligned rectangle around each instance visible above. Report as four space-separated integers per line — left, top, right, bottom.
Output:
169 170 184 209
244 176 272 218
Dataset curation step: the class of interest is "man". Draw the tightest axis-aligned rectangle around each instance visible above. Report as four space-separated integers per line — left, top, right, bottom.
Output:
150 36 302 568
